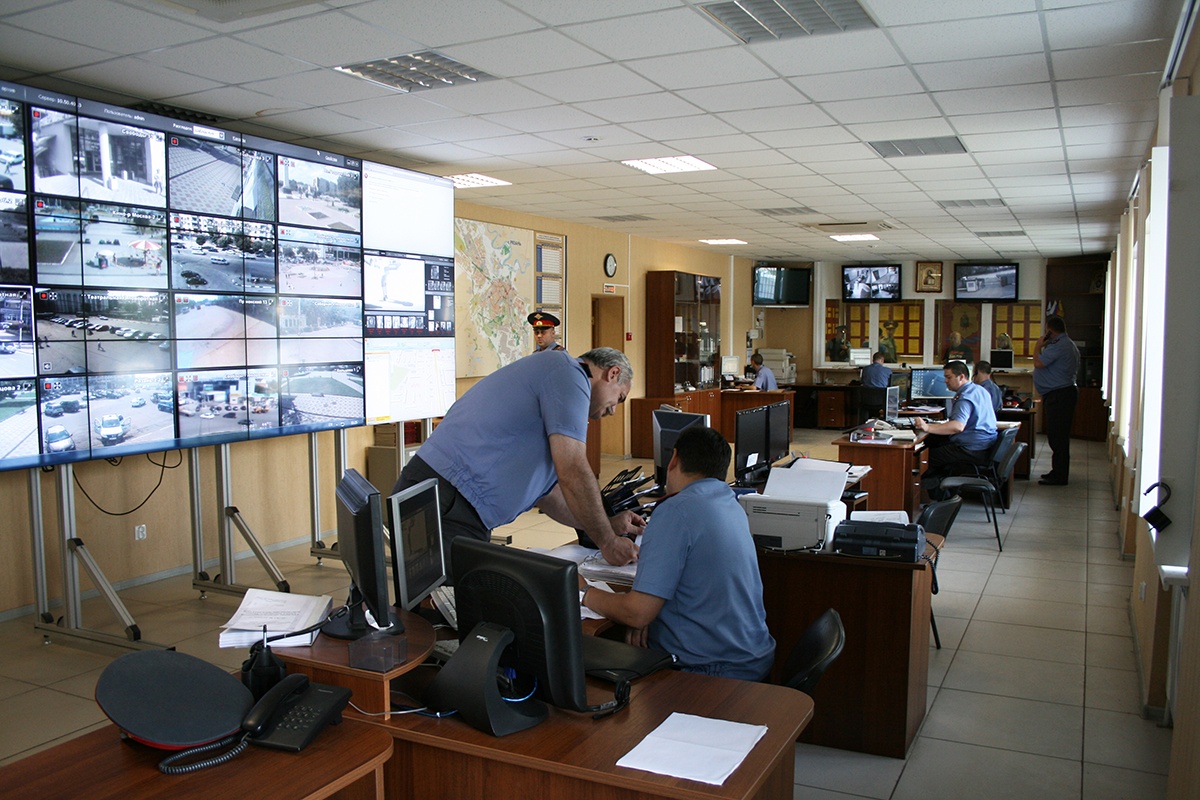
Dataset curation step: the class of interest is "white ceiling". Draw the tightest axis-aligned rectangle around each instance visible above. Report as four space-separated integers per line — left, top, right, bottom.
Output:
0 0 1186 261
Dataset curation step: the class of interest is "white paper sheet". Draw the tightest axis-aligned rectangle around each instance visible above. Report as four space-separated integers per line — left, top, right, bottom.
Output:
616 712 768 785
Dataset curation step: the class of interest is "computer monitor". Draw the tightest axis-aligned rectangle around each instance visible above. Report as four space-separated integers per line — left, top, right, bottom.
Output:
884 385 900 421
721 355 740 376
426 537 618 735
387 478 446 611
734 404 771 485
766 400 792 466
651 409 709 490
849 348 872 366
323 468 403 639
989 349 1014 369
909 367 956 401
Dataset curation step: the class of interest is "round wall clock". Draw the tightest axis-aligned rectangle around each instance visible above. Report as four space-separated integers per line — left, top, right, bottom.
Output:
603 253 618 278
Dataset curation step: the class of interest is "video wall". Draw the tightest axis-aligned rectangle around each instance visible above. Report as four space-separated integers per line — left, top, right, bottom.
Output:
0 80 456 470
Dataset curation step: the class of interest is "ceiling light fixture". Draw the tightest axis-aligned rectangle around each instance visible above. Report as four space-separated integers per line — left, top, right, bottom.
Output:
700 238 747 245
446 173 511 189
621 156 717 175
829 233 880 242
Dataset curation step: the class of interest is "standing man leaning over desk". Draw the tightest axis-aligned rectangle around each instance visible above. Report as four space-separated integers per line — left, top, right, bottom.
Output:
394 347 642 568
749 352 778 390
583 426 776 681
1033 315 1080 486
913 360 998 500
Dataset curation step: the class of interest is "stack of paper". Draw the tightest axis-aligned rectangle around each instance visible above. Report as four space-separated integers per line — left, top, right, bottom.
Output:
219 588 333 648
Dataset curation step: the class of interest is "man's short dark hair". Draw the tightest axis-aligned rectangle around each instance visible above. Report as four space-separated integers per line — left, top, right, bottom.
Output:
672 426 731 481
872 351 885 362
1046 315 1066 334
751 353 764 366
974 361 992 376
944 360 970 378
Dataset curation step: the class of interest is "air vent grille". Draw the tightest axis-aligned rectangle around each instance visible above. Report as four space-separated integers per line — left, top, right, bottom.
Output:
701 0 877 43
335 52 497 94
594 214 655 223
867 136 967 158
756 206 819 217
937 198 1007 209
127 101 225 126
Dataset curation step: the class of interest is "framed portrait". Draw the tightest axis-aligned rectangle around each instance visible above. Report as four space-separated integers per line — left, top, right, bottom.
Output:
915 261 943 293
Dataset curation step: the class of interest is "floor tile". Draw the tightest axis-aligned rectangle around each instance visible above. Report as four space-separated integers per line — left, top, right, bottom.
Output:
1085 632 1137 671
990 556 1087 582
891 738 1080 800
793 743 904 799
920 688 1082 759
1084 708 1173 774
1081 763 1168 800
1085 665 1143 715
960 620 1085 664
982 573 1087 605
971 594 1085 631
0 686 107 762
942 650 1084 705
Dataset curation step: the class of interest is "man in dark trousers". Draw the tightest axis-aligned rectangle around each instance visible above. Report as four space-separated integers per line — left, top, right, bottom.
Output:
1033 315 1080 485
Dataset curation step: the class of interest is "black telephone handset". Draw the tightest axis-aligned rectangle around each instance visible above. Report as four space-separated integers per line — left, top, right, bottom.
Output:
242 673 353 752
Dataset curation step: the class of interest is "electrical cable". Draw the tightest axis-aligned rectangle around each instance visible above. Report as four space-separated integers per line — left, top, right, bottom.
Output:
69 450 184 517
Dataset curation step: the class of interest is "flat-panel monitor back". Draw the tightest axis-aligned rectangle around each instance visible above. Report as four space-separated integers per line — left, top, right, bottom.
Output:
734 404 771 484
651 409 709 488
387 477 446 611
989 349 1015 369
766 400 791 465
884 385 900 421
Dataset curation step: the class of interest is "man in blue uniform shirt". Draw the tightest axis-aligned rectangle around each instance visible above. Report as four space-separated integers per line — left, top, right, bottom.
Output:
1033 315 1080 485
750 353 778 390
582 426 776 681
972 360 1003 412
860 352 892 388
914 361 998 499
393 347 642 569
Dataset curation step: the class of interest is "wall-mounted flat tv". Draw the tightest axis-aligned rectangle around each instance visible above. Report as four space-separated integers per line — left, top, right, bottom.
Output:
0 78 456 472
841 264 901 302
752 265 811 307
954 263 1018 302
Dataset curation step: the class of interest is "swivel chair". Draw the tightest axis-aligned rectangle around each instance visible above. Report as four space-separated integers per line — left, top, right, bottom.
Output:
915 496 963 649
939 426 1019 551
856 386 889 425
781 608 846 695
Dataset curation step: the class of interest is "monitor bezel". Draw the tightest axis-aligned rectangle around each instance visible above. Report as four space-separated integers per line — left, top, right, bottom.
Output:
387 477 446 612
841 264 902 303
325 468 401 639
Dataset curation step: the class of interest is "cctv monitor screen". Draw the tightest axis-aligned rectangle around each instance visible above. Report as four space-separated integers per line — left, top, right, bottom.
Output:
954 263 1018 301
842 264 901 302
0 78 456 471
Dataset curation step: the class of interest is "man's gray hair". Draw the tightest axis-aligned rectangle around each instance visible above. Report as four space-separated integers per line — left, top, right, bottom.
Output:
582 347 633 385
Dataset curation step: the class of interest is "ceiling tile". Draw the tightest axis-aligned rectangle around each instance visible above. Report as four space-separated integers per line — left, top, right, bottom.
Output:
749 29 904 76
790 67 925 103
511 0 682 26
515 64 659 103
142 37 307 85
961 128 1064 151
243 69 390 107
866 0 1038 26
818 93 943 125
55 56 220 101
417 80 559 115
8 0 209 54
441 29 609 78
934 83 1056 115
718 104 836 134
623 47 776 90
573 92 704 123
343 0 542 49
561 7 733 60
0 28 117 74
1043 0 1179 49
1051 40 1171 80
622 113 740 140
483 104 608 133
399 115 522 143
950 108 1062 134
327 94 466 127
233 9 421 67
1058 100 1157 127
1056 74 1161 107
675 79 808 114
914 54 1050 92
888 14 1045 64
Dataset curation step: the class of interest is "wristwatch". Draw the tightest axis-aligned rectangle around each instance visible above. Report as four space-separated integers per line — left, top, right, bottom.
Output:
579 587 588 607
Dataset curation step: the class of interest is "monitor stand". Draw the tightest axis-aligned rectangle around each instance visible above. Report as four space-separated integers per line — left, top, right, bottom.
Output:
321 587 405 640
425 621 548 737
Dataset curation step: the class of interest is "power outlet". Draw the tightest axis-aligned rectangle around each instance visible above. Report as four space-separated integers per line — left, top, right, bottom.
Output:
134 524 147 541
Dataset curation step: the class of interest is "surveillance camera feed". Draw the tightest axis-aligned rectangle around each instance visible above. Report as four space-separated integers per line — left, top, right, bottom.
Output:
0 79 456 470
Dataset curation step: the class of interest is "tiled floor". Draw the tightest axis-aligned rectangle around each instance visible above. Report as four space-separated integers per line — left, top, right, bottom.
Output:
0 430 1174 800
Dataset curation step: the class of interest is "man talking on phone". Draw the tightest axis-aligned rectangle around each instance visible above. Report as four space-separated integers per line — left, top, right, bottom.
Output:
1033 315 1079 485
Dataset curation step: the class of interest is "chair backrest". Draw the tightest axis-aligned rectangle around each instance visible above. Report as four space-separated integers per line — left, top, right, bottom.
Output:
990 425 1019 466
782 608 846 695
996 442 1027 483
916 495 963 537
857 386 889 421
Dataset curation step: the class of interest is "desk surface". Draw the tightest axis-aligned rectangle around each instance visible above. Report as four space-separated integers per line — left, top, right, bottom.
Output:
0 719 392 800
370 668 811 800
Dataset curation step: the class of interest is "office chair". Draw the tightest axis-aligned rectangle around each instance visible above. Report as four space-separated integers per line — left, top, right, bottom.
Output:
915 496 963 650
857 386 889 424
939 429 1021 552
781 608 845 696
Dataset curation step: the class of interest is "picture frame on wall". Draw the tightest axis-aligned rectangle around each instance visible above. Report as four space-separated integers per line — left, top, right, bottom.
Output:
915 261 943 293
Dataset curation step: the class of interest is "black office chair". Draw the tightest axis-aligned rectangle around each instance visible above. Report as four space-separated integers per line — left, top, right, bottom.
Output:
939 427 1019 551
781 608 845 695
915 496 963 649
857 386 889 424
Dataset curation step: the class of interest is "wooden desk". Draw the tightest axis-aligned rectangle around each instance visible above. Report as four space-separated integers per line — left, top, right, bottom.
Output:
758 550 931 758
835 433 926 520
997 407 1037 479
370 669 811 800
277 609 435 713
0 719 392 800
630 390 793 458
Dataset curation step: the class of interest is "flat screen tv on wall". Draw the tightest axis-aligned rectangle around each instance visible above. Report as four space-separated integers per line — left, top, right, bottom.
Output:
953 263 1018 302
841 264 900 302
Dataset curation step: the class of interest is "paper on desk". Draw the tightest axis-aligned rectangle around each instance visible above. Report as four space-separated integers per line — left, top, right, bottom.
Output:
540 543 629 619
616 712 768 786
851 510 910 525
847 465 871 481
763 465 846 503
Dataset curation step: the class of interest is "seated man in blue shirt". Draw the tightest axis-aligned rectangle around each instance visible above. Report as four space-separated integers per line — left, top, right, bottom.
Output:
860 352 892 388
582 426 776 681
913 361 998 500
972 360 1003 412
749 352 778 390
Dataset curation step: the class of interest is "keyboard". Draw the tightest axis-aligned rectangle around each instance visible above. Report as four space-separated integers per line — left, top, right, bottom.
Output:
431 586 457 630
431 638 460 661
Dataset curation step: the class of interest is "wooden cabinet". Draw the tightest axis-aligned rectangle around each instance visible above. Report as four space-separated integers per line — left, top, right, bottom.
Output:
817 387 852 428
645 271 721 398
1045 255 1108 441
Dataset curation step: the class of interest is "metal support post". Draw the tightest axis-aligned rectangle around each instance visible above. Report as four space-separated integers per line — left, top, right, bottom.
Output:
308 431 336 562
28 468 52 623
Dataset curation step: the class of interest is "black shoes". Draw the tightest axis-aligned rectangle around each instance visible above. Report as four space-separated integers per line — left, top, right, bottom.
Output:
1038 477 1068 486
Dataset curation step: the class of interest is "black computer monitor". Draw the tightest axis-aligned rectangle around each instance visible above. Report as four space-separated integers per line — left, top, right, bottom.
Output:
909 367 956 401
387 477 446 611
766 400 792 465
885 385 900 421
426 538 610 735
651 408 709 489
989 349 1014 369
322 468 403 639
734 404 771 485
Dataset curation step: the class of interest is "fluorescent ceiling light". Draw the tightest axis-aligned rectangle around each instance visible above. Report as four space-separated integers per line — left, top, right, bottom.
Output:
446 173 511 188
700 238 747 245
621 156 717 175
829 233 880 242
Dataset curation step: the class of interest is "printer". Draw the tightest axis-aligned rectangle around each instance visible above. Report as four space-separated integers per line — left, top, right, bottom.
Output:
738 461 847 551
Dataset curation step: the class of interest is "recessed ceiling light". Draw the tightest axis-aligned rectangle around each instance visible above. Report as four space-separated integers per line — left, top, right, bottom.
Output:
621 156 717 175
829 233 880 242
700 238 747 245
446 173 511 189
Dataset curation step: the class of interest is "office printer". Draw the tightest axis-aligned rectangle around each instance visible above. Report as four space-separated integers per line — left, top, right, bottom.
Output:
738 462 847 551
833 520 926 562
